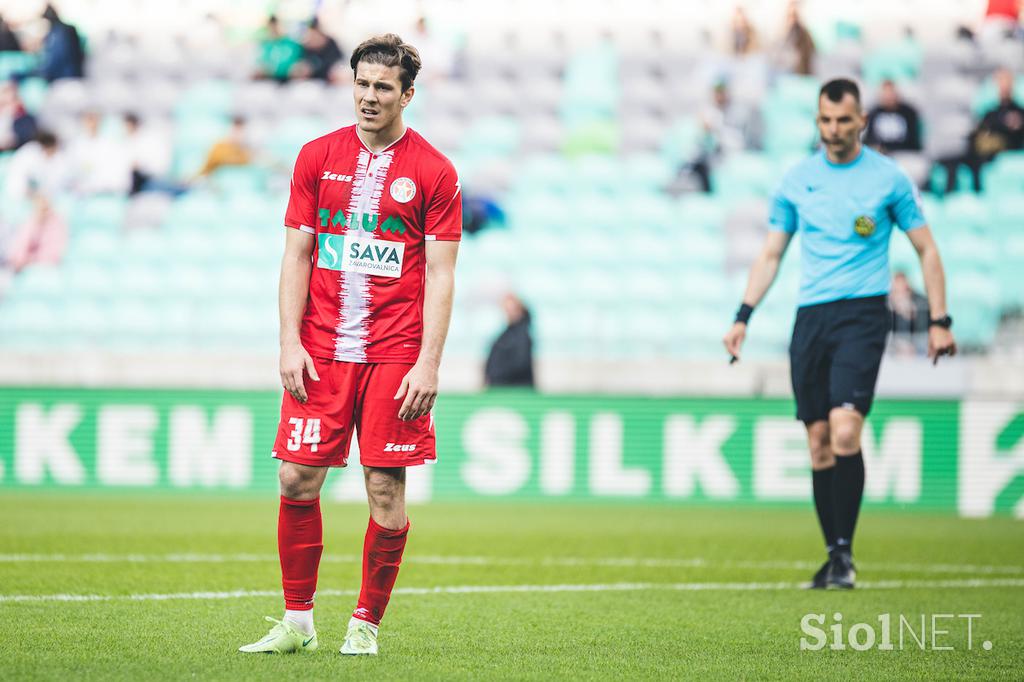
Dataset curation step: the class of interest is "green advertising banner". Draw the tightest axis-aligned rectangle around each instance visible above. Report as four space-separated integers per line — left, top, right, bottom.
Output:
0 388 1021 517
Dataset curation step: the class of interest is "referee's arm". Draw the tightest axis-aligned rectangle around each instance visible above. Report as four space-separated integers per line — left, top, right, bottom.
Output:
723 230 793 361
905 225 957 363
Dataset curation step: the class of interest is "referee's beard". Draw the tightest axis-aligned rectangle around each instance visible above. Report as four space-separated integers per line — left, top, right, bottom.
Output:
821 135 861 164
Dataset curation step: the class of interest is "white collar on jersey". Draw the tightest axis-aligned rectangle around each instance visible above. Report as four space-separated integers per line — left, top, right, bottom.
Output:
355 126 409 155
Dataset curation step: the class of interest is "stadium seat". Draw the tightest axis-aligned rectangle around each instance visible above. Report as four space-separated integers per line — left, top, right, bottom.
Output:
10 265 67 301
713 153 778 198
174 80 236 119
460 115 521 158
17 77 47 115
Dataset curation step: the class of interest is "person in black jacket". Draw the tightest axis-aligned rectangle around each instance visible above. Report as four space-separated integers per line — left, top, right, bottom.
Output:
864 80 922 153
937 68 1024 192
295 19 343 81
484 294 535 388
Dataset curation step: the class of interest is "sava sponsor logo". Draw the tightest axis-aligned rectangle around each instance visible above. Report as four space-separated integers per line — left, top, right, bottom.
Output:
317 234 404 278
384 443 417 452
321 170 354 182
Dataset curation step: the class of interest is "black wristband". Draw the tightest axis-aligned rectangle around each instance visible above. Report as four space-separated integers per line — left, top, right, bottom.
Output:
735 303 754 325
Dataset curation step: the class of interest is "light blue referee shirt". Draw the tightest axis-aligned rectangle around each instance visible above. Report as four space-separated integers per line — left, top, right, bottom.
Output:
769 146 927 307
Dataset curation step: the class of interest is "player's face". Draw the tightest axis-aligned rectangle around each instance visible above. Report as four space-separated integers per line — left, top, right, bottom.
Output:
816 93 865 159
353 62 414 134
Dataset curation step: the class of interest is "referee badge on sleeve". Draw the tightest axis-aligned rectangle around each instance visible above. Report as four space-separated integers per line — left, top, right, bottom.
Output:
853 215 876 237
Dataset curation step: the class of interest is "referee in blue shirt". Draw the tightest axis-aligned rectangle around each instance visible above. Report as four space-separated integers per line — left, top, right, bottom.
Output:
723 79 957 589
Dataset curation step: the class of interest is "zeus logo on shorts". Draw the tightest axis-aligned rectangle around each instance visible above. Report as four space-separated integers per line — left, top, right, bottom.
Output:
384 443 417 452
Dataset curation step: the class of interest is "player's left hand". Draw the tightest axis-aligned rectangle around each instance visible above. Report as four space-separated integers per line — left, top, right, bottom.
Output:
395 361 439 421
928 327 957 366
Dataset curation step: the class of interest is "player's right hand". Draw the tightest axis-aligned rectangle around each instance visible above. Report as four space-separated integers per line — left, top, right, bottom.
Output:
722 322 747 363
280 342 319 403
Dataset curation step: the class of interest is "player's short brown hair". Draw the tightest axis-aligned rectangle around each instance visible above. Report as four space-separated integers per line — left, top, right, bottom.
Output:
350 34 422 91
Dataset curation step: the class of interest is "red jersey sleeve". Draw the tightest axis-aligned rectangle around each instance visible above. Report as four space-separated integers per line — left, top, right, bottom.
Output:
284 143 320 234
423 162 462 241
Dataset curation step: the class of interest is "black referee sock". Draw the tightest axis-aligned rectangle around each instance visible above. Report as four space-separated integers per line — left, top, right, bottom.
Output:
811 466 837 552
832 451 865 556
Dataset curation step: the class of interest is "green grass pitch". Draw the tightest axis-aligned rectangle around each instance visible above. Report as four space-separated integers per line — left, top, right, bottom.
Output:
0 494 1021 680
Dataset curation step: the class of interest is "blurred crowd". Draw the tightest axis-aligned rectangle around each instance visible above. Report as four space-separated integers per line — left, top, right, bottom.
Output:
0 1 1022 362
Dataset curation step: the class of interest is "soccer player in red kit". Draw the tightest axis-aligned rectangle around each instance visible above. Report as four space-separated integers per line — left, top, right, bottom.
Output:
239 34 460 656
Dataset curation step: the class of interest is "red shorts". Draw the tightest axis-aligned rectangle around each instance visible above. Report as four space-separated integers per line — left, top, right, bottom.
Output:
271 358 436 468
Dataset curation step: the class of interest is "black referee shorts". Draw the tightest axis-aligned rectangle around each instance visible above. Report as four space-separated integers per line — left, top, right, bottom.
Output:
789 295 889 424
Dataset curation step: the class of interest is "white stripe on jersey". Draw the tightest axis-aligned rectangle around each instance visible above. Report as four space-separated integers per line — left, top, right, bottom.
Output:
334 148 395 362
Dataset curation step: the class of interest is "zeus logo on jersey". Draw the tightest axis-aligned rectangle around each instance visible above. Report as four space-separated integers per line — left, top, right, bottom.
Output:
321 170 353 182
317 233 405 278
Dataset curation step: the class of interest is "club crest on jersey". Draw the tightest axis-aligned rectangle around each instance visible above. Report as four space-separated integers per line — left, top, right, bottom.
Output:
390 177 416 203
854 215 876 237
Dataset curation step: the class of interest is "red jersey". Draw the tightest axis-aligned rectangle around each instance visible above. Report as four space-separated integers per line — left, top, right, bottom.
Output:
284 126 461 363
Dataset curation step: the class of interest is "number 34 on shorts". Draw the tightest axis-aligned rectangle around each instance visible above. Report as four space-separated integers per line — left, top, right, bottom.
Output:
286 418 322 453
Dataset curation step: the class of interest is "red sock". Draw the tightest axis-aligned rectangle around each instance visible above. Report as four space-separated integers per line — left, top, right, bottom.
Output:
279 496 323 611
353 516 410 625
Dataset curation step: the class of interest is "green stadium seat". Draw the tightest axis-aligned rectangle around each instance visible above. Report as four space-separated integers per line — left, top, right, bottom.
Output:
460 116 521 158
861 40 921 85
622 154 675 193
0 299 58 348
659 117 701 166
175 80 236 119
70 196 128 232
562 119 619 157
971 76 1024 118
166 193 222 231
982 152 1024 195
210 165 268 194
941 194 992 234
0 51 38 80
69 230 121 266
573 155 621 195
66 262 117 299
10 265 67 301
713 153 778 198
17 77 48 115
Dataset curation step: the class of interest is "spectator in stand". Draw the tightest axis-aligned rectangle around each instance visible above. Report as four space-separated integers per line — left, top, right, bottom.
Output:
776 1 815 75
864 80 922 153
194 116 252 179
937 68 1024 193
409 15 455 82
256 15 302 83
0 80 38 152
0 13 22 51
66 110 132 195
293 18 343 81
1 131 70 273
681 80 763 192
484 294 535 388
981 0 1021 41
123 112 179 195
38 4 84 81
889 271 930 356
728 6 760 56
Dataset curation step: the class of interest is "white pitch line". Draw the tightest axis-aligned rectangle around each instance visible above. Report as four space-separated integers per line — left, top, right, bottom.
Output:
3 578 1024 604
0 553 1021 576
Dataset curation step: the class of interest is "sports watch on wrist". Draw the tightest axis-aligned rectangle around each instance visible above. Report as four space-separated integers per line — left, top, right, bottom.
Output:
928 315 953 329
